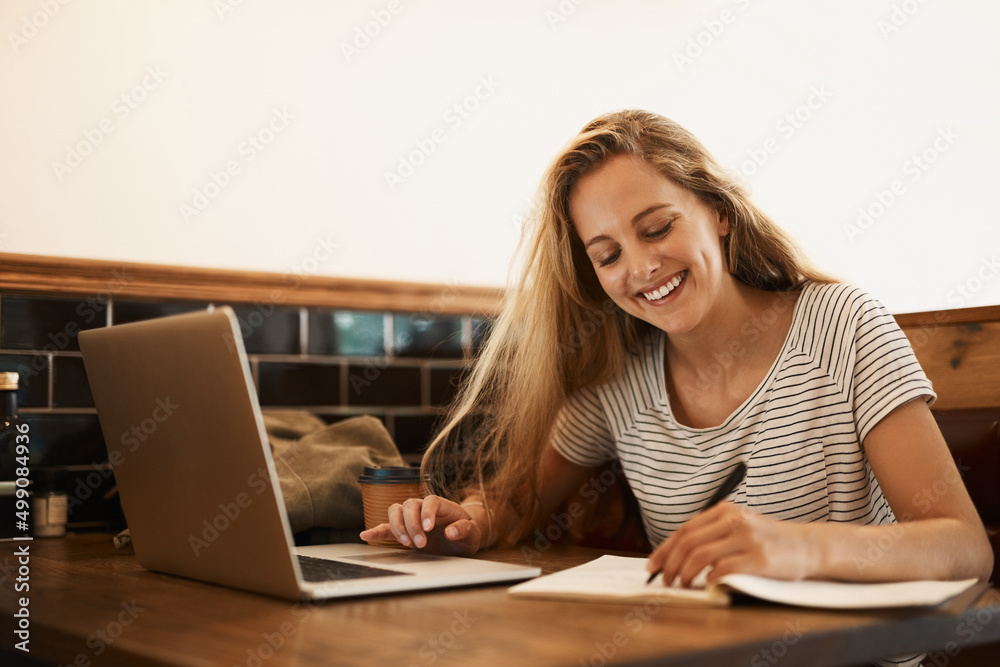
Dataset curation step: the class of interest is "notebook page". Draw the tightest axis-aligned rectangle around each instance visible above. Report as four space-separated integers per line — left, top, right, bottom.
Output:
508 555 729 606
508 555 979 610
719 574 979 609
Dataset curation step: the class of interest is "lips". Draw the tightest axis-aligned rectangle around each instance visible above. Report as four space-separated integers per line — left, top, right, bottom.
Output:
640 271 686 301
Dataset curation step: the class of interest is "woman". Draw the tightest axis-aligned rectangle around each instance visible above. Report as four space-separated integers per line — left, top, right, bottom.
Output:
361 110 992 591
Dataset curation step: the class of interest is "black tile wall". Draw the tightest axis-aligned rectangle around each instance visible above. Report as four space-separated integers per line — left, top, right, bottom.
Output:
347 364 422 406
309 310 384 357
393 314 463 358
393 414 442 456
0 295 106 351
429 367 466 406
113 300 208 325
21 413 107 466
52 356 94 408
471 316 493 353
55 466 124 529
258 362 340 406
229 304 301 355
0 292 482 533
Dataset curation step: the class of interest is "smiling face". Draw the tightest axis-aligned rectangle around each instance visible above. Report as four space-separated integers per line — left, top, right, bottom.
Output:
569 154 732 336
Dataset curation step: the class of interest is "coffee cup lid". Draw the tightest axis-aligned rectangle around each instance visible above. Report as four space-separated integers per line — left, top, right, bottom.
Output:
358 466 426 484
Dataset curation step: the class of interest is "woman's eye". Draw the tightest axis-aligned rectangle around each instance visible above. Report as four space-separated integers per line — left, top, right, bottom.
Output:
647 221 673 239
597 250 621 267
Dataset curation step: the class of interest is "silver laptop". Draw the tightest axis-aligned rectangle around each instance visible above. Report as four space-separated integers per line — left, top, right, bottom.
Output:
78 306 539 600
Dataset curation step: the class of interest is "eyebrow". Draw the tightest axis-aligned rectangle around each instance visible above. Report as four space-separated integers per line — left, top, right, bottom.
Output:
583 203 675 250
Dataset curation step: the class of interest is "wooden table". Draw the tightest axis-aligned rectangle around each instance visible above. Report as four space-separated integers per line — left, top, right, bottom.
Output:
1 533 999 667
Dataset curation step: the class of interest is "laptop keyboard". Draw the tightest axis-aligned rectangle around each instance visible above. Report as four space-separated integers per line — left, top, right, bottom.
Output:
296 555 413 583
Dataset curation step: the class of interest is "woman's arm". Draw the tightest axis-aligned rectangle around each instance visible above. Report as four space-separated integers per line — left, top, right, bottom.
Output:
360 447 599 555
646 399 994 585
817 397 992 581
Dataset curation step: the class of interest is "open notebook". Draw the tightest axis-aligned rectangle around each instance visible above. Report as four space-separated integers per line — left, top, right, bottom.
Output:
508 555 981 609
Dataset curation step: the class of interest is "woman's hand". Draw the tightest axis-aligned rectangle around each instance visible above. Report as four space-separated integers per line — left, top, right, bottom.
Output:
359 494 485 556
646 502 820 587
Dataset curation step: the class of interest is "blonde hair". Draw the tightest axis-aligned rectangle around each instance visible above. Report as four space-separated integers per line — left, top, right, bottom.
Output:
421 109 832 544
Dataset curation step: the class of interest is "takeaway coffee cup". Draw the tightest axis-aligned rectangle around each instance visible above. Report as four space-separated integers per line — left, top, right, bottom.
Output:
358 466 428 548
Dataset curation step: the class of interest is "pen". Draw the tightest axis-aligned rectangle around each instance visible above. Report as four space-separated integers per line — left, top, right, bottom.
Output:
646 460 748 585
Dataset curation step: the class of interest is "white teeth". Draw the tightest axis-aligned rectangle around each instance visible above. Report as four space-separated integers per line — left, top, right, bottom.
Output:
643 272 685 301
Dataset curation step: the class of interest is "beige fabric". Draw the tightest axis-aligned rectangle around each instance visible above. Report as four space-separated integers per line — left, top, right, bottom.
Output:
263 411 404 534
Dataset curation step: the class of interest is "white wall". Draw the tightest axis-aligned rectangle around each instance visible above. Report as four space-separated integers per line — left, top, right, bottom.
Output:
1 0 998 313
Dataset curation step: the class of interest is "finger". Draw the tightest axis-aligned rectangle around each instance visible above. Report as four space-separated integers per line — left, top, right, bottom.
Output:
444 518 475 541
646 506 721 573
420 495 442 533
359 523 393 542
646 523 695 570
670 506 756 585
401 498 428 548
705 553 746 582
648 527 699 583
660 513 742 586
647 523 695 574
675 534 745 587
386 502 412 546
646 540 668 576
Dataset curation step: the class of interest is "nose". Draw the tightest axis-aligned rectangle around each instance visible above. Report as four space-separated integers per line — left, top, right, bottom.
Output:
629 246 660 281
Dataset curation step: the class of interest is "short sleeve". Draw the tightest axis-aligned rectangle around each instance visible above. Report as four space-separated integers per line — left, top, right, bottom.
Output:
550 386 617 467
850 291 936 443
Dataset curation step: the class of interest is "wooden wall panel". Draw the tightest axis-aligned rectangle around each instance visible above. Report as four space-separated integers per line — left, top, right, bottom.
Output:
0 252 504 316
898 306 1000 410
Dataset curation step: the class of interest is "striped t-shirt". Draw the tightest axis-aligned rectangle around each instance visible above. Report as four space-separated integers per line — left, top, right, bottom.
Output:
551 282 936 547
